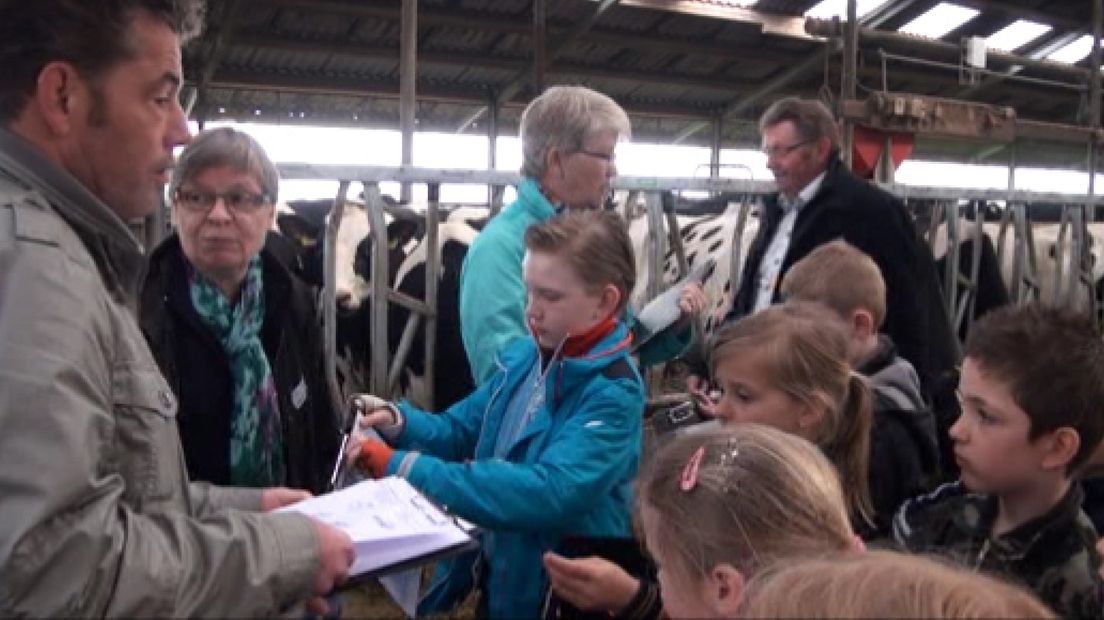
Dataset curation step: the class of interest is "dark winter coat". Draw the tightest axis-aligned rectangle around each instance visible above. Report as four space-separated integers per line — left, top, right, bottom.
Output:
894 481 1103 619
860 335 941 538
728 154 959 397
140 233 340 494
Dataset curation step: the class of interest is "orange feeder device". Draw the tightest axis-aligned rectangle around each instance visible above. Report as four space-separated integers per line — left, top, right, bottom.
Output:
851 125 915 179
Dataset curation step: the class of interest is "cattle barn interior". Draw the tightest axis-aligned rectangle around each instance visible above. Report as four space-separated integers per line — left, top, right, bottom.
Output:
148 3 1104 612
165 0 1104 412
164 0 1104 399
182 0 1102 171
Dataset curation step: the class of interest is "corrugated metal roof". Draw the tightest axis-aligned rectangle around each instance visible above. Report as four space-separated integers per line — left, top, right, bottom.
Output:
186 0 1097 162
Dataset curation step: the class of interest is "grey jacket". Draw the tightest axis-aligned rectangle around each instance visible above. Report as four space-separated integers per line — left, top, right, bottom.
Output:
0 127 319 617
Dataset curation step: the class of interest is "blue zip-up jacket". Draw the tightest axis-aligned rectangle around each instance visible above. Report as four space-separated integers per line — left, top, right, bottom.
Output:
382 322 645 618
459 177 690 386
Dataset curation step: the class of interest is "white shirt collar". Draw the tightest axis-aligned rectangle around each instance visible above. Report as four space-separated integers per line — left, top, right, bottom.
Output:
781 170 826 212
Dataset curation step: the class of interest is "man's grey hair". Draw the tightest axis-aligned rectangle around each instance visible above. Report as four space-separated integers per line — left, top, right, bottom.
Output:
759 97 840 152
170 127 279 203
519 85 631 179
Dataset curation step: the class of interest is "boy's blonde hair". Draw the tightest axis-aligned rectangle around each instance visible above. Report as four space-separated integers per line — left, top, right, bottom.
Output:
739 550 1057 618
638 425 854 587
781 239 886 328
524 210 636 314
710 301 874 523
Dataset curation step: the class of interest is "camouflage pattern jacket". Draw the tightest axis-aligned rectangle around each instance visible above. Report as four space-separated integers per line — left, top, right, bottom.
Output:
893 481 1103 619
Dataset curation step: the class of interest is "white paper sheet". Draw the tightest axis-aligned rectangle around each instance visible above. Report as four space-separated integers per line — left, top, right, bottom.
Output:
278 476 472 576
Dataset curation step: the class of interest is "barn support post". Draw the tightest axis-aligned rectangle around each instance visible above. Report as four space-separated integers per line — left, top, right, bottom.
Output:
364 184 391 398
424 182 440 411
533 0 547 94
942 202 959 318
487 95 500 211
644 191 666 304
323 181 352 419
839 0 858 171
874 134 895 184
964 202 983 329
1085 0 1101 320
399 0 417 203
710 114 722 187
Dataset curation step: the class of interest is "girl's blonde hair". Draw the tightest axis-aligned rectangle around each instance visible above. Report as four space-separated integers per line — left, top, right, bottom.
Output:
637 425 854 588
739 550 1056 618
524 210 635 314
710 301 874 525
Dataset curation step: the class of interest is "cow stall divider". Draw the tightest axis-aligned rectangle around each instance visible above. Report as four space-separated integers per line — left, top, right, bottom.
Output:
275 163 1104 423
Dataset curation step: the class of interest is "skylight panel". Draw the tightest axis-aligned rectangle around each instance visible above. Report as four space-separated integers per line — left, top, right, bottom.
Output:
803 0 891 20
899 2 979 39
1046 34 1095 64
985 20 1052 52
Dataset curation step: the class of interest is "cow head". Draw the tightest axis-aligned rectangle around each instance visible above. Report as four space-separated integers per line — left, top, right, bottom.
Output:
275 199 423 312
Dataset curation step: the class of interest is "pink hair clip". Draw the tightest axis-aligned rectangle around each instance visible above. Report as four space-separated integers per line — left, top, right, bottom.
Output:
680 445 706 492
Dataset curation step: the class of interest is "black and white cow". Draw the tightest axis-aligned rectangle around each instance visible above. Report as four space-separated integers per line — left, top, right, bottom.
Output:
276 199 483 411
928 216 1104 323
627 202 760 335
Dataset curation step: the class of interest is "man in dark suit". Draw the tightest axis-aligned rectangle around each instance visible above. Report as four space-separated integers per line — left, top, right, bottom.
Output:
691 97 957 414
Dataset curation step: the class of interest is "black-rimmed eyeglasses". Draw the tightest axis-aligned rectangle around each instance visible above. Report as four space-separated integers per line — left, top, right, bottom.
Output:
760 140 812 159
172 188 273 214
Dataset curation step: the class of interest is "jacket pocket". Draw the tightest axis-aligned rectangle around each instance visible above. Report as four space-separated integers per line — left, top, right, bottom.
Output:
112 364 182 505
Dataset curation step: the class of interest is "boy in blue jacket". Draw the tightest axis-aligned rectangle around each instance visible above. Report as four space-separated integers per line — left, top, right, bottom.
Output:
347 210 646 618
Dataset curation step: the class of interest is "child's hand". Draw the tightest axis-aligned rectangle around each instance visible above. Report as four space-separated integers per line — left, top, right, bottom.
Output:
348 437 395 479
349 394 400 434
543 552 640 613
677 282 707 326
687 374 719 418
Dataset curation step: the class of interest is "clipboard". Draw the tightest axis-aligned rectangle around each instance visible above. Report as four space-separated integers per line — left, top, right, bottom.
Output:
278 477 482 581
348 514 481 582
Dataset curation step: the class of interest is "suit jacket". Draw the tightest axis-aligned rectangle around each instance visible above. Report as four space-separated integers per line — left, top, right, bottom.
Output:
729 154 959 396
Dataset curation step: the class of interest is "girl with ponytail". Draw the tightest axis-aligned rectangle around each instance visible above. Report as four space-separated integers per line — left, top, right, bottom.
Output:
708 300 874 531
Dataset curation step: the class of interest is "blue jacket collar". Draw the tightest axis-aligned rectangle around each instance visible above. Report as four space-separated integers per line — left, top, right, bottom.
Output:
499 322 635 404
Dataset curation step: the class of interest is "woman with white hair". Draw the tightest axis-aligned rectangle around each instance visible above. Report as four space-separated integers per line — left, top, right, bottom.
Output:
140 127 339 495
459 85 705 387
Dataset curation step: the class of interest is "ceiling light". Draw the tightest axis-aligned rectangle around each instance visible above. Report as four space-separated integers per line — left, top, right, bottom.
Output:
803 0 891 20
899 2 979 39
985 20 1051 52
1046 34 1096 64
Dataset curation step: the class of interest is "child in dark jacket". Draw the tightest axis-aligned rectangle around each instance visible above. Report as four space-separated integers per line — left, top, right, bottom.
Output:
345 211 646 619
780 239 941 538
893 303 1104 619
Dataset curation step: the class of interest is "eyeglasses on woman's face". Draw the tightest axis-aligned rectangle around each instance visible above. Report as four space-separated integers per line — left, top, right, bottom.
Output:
172 187 272 214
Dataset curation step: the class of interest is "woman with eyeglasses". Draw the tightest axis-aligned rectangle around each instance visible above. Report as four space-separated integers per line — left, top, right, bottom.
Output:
139 127 339 497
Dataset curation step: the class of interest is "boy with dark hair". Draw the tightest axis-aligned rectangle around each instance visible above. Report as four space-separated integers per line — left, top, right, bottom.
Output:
781 239 940 537
893 303 1104 619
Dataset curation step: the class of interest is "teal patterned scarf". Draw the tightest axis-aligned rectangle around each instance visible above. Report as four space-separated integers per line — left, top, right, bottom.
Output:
188 256 286 487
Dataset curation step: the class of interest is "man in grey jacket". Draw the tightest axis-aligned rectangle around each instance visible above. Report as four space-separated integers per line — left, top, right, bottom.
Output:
0 1 354 616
